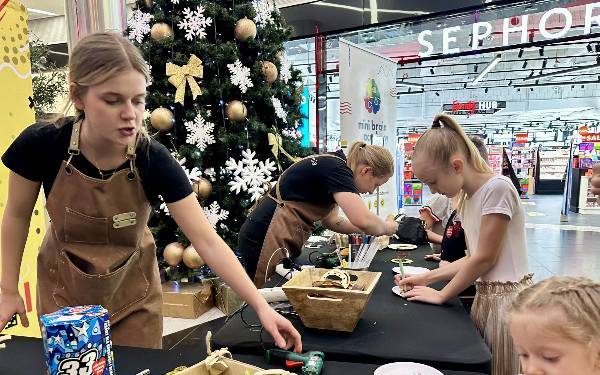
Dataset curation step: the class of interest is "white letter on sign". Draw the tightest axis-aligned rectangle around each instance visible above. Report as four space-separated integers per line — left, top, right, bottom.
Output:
503 15 529 46
443 26 461 55
418 30 434 57
584 2 600 34
472 22 492 50
539 8 573 39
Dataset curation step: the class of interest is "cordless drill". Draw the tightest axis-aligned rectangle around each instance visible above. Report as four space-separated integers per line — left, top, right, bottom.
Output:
265 349 324 375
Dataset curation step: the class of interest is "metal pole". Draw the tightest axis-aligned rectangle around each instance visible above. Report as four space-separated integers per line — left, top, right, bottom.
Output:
560 139 574 222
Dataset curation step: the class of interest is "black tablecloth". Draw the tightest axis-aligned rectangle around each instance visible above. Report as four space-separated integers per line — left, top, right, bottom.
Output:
212 243 491 373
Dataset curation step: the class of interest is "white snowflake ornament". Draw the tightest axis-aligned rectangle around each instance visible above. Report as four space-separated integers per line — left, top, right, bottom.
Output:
271 97 287 123
171 0 180 4
174 155 202 184
178 6 212 40
128 9 153 43
158 195 171 216
185 113 215 151
227 60 254 94
204 168 216 181
279 51 292 83
225 149 277 202
253 0 276 27
203 201 229 229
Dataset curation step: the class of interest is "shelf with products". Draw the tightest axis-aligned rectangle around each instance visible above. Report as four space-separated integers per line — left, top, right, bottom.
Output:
509 145 537 199
402 138 423 207
487 145 504 175
538 145 570 181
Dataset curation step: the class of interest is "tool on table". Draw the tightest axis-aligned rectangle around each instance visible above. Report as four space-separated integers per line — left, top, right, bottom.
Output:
265 349 324 375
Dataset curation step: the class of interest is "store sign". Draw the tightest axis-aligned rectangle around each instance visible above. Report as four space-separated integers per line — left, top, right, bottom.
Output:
583 133 600 142
407 133 422 143
442 100 506 115
515 133 529 143
418 2 600 57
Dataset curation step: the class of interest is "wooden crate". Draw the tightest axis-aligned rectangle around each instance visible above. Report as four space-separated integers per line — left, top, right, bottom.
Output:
281 268 381 332
176 348 290 375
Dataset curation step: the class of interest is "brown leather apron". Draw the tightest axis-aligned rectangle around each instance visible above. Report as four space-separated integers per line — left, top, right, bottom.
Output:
36 120 163 348
253 154 346 287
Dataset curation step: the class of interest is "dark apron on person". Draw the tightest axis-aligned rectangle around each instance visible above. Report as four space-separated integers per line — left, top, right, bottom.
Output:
36 120 163 348
252 154 346 287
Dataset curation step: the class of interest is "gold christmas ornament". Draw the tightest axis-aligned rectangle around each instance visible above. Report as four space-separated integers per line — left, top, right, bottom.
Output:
183 245 205 269
166 54 204 105
163 242 184 266
144 0 153 8
234 18 257 41
193 178 213 199
225 100 247 122
150 107 174 131
261 61 278 83
150 22 174 41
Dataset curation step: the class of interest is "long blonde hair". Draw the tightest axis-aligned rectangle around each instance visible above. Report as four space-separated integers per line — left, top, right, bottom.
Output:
54 32 150 141
347 141 394 177
509 276 600 347
414 114 492 212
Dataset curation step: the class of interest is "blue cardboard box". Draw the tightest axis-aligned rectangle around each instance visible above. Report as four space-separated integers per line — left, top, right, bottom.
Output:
40 305 115 375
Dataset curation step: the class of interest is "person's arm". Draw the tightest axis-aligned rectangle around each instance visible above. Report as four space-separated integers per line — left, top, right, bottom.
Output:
402 213 508 304
167 194 301 352
426 229 443 244
333 192 397 235
320 205 362 234
0 171 40 330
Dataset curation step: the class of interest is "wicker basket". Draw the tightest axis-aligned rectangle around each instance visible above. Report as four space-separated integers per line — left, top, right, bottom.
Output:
281 268 381 332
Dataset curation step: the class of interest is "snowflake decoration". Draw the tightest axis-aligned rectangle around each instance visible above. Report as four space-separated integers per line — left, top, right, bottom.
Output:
174 155 202 184
271 97 287 123
252 0 276 27
127 9 153 43
185 113 215 151
178 6 212 41
145 61 153 86
203 201 229 229
225 149 277 202
282 128 302 139
204 168 216 181
158 196 171 216
279 51 292 83
172 0 180 3
227 60 254 94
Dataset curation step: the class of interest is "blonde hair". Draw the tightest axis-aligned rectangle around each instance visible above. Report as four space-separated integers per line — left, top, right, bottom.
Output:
347 141 394 177
414 114 492 212
509 276 600 346
54 32 150 141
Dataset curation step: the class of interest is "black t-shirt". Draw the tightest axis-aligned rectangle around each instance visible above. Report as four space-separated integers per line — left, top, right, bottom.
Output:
440 210 467 263
1 118 193 205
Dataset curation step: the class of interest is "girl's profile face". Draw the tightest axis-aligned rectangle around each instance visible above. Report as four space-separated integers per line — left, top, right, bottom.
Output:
413 156 463 198
510 309 600 375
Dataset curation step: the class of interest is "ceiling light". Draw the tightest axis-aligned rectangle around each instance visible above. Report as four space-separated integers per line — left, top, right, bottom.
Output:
27 8 58 17
470 54 501 85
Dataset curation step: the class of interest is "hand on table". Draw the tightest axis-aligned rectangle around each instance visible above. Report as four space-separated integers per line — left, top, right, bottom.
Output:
256 305 302 353
424 253 441 262
394 272 430 292
400 286 447 305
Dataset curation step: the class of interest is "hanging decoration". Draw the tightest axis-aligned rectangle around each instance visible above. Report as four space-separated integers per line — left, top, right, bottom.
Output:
252 0 276 27
203 201 229 229
271 96 287 123
225 100 247 122
234 18 257 41
166 54 204 105
178 6 213 40
127 9 153 43
227 60 254 93
150 107 174 131
150 22 174 41
268 132 300 170
261 61 278 83
193 177 213 199
185 112 215 151
225 149 276 202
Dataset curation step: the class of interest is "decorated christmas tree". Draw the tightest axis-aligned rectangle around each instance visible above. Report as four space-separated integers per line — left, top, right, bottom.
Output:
128 0 308 278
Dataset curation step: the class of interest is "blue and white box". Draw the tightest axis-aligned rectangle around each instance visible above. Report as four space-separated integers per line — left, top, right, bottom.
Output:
40 305 115 375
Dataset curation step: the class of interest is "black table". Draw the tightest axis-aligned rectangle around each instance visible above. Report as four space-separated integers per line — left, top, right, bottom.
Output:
212 243 491 374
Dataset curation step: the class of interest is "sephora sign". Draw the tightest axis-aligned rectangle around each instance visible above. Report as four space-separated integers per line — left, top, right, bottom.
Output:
418 2 600 57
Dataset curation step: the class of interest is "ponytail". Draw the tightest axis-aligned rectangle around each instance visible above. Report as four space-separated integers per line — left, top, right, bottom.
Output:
347 141 393 177
415 114 492 213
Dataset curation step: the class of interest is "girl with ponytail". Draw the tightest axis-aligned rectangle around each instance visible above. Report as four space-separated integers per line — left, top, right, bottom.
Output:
395 114 530 375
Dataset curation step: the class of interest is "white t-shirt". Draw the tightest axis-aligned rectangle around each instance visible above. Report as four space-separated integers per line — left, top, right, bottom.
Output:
462 175 529 282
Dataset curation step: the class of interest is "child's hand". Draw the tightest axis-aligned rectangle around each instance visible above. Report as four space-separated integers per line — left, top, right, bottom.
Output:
256 304 302 353
394 272 430 291
0 291 29 332
400 286 447 305
424 253 441 261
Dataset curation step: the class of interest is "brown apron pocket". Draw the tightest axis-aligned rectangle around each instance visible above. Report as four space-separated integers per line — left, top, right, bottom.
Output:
291 223 312 258
64 207 109 245
53 248 150 319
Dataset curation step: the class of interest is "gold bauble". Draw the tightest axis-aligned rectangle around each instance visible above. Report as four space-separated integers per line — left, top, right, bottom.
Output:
150 22 174 42
163 242 184 266
225 100 247 122
150 107 174 131
261 61 278 83
234 18 257 41
183 245 205 269
144 0 153 7
193 178 212 199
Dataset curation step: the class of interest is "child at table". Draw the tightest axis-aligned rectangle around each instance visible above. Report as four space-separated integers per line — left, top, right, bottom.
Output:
395 114 531 375
508 276 600 375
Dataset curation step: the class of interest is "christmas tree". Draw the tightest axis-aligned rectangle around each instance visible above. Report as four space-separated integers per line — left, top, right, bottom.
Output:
128 0 308 278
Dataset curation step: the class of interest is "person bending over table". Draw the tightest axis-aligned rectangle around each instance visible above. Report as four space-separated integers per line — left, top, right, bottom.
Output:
0 32 300 351
238 141 400 287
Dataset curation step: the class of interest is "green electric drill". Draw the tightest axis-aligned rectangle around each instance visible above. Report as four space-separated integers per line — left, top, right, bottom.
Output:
265 349 324 375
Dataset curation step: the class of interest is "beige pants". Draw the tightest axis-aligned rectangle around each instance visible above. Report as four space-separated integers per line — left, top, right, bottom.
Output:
471 274 533 375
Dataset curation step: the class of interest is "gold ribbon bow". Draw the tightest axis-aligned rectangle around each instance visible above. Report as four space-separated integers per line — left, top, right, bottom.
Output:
166 54 204 105
268 132 300 170
203 348 232 375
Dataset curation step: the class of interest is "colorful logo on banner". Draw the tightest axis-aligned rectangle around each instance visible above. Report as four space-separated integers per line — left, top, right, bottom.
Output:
363 78 381 114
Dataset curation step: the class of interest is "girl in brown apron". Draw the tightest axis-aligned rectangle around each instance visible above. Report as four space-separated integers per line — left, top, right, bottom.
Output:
0 32 300 351
239 142 400 288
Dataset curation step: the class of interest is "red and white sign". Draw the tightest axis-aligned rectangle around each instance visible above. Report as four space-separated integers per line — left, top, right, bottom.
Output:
583 133 600 142
515 133 529 143
408 133 422 143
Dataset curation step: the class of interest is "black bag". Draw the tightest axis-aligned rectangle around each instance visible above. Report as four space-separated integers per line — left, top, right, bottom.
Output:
394 215 428 245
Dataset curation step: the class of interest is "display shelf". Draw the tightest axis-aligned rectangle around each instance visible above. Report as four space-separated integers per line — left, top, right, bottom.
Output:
538 146 569 181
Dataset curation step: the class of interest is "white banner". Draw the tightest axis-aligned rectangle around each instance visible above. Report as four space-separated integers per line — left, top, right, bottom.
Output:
339 39 398 218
